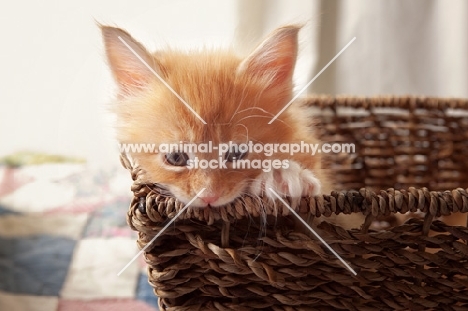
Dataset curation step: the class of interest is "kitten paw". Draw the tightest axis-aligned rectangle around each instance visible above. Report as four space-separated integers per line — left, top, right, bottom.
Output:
250 161 321 199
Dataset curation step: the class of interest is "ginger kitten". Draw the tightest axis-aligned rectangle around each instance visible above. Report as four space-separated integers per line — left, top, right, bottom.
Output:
102 25 334 219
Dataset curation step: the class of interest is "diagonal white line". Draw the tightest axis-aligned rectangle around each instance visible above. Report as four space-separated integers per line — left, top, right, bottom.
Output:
268 188 357 276
268 37 356 124
118 36 207 125
117 188 206 276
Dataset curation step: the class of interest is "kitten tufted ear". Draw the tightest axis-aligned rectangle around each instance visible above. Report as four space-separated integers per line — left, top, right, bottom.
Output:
237 25 300 88
101 25 158 94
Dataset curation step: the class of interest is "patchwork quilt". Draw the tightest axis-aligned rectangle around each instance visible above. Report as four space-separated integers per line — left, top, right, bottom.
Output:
0 160 159 311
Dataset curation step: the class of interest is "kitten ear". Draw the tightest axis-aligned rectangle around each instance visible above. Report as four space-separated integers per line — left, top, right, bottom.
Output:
237 25 300 88
101 26 157 93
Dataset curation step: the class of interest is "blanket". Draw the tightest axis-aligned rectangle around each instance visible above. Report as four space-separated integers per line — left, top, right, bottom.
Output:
0 157 158 311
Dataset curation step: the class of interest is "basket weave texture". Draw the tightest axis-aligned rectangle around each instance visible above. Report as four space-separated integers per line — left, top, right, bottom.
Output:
123 96 468 311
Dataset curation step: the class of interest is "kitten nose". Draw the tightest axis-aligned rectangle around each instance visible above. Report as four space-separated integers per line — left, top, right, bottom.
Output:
200 196 219 204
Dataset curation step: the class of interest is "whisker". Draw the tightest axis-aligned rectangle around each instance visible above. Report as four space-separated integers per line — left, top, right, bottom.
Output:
233 107 276 118
234 123 249 142
235 114 275 124
229 81 250 123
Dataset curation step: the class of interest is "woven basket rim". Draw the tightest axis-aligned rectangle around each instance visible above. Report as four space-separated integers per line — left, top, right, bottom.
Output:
305 95 468 109
123 158 468 227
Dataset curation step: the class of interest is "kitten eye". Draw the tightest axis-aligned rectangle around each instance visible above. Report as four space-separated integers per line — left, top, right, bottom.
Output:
165 152 189 166
225 147 248 162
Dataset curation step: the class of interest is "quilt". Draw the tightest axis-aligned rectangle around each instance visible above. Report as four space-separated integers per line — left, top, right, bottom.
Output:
0 155 159 311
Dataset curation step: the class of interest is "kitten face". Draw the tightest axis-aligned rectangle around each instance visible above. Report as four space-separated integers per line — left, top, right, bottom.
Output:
102 25 321 207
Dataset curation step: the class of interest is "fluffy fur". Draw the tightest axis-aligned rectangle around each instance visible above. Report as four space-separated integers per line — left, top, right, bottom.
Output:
102 25 331 211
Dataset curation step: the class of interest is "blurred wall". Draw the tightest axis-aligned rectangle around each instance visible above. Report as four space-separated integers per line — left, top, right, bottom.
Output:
0 0 466 167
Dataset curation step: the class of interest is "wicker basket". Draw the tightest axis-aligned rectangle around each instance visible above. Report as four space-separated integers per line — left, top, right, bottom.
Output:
123 96 468 311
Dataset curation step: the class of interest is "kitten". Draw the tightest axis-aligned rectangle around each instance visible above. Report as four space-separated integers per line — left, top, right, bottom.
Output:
102 24 333 218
